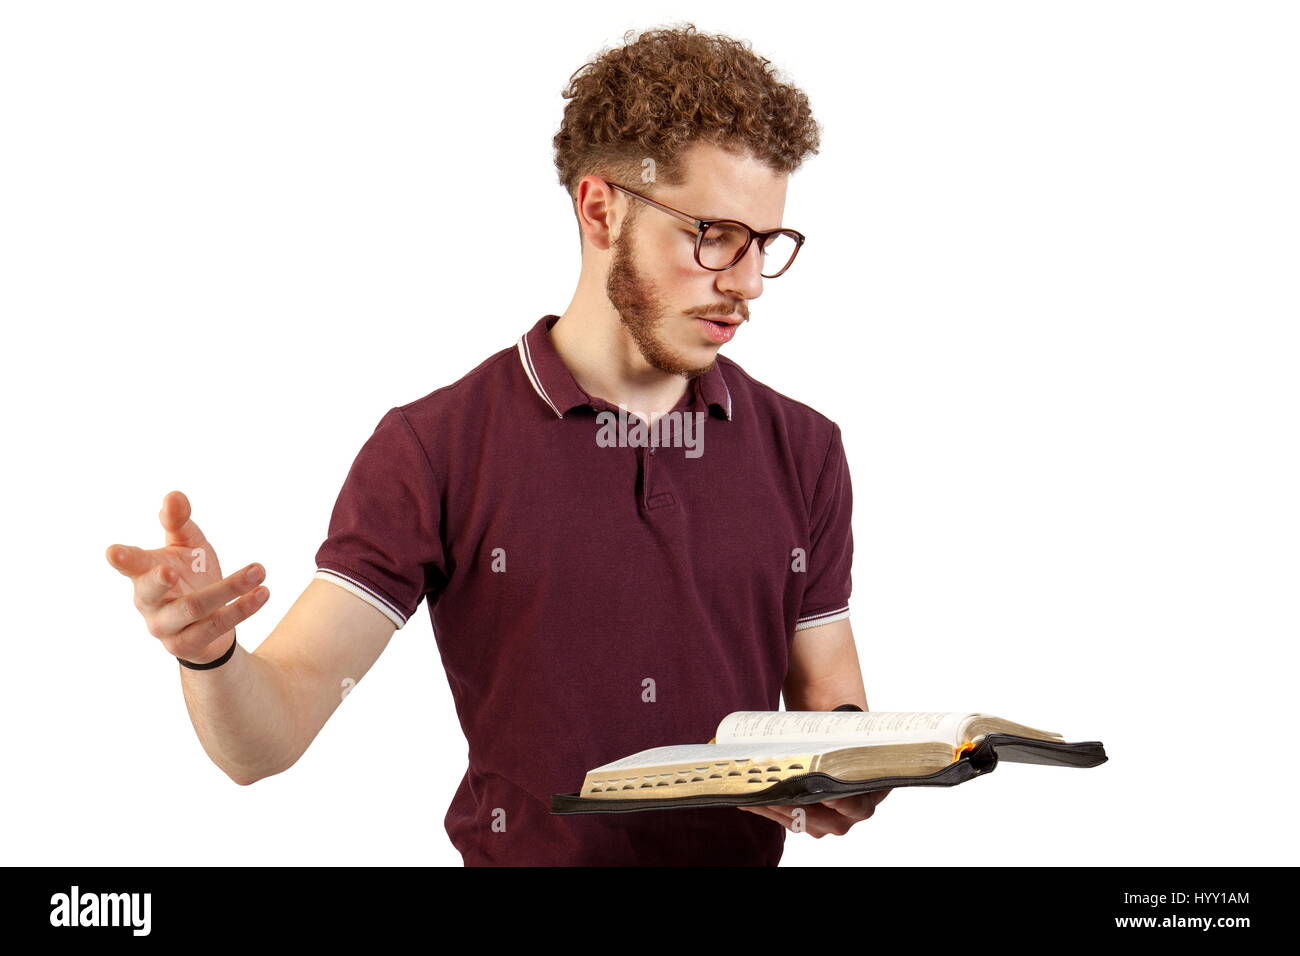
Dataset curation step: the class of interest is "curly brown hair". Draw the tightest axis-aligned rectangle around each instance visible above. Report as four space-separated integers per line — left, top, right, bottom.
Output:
553 23 821 244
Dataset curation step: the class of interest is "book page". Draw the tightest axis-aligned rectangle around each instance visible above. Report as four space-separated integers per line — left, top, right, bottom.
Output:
715 711 973 746
587 740 856 774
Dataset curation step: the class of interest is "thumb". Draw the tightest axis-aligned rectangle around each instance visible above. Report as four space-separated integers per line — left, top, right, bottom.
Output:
105 543 157 577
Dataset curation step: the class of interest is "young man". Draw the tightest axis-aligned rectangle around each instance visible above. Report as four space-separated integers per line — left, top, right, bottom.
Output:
106 24 887 866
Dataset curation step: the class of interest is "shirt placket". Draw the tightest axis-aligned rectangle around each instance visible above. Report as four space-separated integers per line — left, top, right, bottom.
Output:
588 397 683 515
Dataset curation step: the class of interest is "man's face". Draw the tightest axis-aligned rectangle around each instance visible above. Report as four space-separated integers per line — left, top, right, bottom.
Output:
604 142 789 377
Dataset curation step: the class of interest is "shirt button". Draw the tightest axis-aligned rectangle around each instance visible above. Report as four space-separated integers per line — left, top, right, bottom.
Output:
649 447 656 455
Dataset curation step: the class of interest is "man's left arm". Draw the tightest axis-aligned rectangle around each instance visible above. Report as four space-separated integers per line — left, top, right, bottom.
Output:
738 617 891 836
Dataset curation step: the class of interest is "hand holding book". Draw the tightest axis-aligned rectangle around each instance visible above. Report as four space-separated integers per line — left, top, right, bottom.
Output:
739 787 892 835
735 703 892 836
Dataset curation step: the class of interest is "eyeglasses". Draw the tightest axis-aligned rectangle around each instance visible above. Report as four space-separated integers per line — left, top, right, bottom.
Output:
603 179 805 279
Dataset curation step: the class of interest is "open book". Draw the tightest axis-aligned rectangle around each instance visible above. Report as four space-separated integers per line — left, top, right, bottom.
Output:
551 710 1107 814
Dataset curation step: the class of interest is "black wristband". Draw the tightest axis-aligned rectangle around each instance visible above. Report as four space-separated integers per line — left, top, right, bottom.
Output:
178 635 238 670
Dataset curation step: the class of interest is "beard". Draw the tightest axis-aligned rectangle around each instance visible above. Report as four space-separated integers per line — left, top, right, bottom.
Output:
605 222 715 378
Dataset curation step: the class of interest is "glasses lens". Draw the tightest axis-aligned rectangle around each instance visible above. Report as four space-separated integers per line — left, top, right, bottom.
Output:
759 231 799 277
698 222 798 277
698 222 750 270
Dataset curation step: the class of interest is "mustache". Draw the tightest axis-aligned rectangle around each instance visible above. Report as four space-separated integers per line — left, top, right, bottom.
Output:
691 307 748 322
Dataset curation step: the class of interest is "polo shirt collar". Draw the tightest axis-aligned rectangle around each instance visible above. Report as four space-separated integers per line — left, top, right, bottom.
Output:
517 315 733 421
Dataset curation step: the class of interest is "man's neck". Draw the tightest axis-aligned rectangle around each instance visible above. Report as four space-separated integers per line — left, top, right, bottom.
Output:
549 308 691 421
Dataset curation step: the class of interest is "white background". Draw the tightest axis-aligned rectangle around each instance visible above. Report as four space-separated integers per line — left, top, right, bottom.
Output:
3 1 1295 867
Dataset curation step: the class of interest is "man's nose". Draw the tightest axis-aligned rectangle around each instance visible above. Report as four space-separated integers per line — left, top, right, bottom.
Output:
716 241 765 298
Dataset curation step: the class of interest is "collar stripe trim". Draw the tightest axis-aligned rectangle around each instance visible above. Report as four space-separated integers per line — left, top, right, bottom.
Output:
517 334 564 419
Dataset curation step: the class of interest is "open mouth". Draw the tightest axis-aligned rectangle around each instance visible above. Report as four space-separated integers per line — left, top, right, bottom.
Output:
696 316 740 343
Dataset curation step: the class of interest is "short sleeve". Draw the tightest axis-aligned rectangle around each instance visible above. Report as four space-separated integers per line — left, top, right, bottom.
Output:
796 423 853 631
313 406 445 629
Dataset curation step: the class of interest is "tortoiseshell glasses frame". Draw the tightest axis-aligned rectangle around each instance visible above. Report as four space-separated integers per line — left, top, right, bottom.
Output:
603 179 806 279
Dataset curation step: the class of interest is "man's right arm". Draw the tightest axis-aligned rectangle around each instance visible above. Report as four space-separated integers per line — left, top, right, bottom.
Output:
179 578 396 785
107 490 398 787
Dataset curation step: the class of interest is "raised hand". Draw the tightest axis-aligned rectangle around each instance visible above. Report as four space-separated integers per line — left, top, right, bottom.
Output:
106 490 269 664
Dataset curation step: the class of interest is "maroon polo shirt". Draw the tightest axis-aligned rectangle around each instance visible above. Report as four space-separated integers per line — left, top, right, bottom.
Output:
313 314 854 866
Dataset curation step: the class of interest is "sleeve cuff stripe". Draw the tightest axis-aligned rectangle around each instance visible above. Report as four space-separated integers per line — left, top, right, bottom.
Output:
313 569 408 629
795 606 850 630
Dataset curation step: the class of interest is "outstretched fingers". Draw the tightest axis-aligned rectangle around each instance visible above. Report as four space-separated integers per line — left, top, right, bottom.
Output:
151 564 268 650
